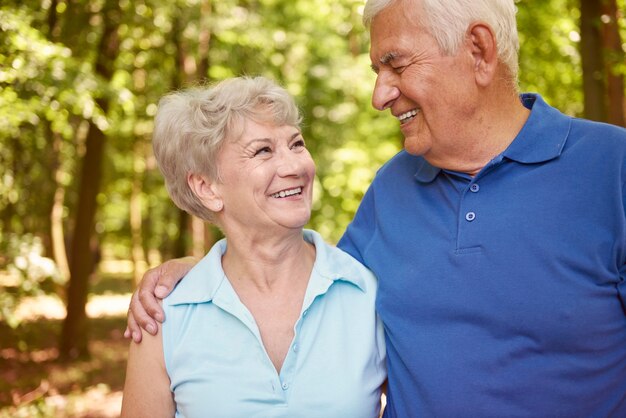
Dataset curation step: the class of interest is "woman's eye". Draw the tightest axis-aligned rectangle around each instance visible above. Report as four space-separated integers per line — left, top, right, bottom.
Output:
254 146 272 156
292 139 306 149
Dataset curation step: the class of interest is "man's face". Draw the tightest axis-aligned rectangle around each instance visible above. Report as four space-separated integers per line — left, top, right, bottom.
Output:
369 0 478 164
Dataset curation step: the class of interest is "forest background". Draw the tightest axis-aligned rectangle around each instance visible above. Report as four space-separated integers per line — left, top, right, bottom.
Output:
1 0 625 416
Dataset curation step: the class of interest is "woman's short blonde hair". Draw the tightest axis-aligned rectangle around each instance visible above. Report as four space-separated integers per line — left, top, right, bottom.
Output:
152 76 302 222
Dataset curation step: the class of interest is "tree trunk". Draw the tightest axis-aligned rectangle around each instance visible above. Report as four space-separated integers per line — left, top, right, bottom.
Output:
170 12 192 258
189 0 214 256
50 131 70 280
601 0 625 127
191 216 207 259
42 0 69 276
580 0 608 122
60 124 106 359
167 0 215 259
197 0 212 80
60 0 121 360
174 210 189 258
131 141 147 285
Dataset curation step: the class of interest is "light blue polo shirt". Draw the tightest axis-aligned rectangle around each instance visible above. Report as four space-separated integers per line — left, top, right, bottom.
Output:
339 93 626 417
162 229 386 418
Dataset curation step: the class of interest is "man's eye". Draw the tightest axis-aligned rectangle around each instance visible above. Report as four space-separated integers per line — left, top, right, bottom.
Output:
393 66 406 74
254 146 272 156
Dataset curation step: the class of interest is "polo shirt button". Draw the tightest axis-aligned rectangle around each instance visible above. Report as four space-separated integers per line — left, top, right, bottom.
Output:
470 183 480 193
465 212 476 222
303 310 308 316
282 382 289 390
293 344 298 352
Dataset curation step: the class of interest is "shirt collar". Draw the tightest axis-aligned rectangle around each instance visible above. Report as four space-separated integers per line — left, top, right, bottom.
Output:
165 229 367 306
414 93 571 183
502 93 570 163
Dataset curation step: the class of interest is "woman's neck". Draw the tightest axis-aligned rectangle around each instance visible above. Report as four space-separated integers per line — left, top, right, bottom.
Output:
221 229 316 293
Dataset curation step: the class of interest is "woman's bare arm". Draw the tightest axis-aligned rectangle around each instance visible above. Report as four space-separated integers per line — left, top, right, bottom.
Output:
121 322 175 418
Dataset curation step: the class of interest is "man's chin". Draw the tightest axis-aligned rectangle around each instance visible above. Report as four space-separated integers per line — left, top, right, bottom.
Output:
402 136 429 157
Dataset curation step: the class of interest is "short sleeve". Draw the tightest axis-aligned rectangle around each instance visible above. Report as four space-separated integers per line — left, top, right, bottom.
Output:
338 185 377 267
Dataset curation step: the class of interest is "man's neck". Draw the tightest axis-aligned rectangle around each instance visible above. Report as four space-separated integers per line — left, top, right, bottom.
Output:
426 88 530 176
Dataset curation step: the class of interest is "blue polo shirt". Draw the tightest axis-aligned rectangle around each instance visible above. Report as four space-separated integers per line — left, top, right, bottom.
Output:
162 229 386 418
339 94 626 417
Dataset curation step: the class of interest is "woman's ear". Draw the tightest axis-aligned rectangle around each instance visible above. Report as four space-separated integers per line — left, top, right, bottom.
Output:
467 22 498 87
187 173 223 212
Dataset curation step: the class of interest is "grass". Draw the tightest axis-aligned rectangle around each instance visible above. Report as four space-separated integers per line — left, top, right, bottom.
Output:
0 266 134 418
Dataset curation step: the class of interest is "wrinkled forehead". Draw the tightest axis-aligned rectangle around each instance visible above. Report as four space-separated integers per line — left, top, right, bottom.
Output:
368 0 424 44
231 117 301 144
368 6 429 66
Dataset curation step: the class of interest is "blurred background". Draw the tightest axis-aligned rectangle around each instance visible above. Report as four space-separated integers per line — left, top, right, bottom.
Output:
1 0 624 416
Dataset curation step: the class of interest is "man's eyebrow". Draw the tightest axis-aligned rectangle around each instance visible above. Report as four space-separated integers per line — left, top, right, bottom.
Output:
371 51 399 73
380 51 398 65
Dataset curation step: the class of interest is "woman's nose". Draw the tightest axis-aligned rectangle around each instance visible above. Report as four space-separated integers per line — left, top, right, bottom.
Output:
276 152 306 177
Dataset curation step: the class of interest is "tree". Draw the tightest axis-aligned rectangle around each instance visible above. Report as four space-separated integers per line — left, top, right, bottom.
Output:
3 0 623 362
601 0 625 126
580 0 625 125
60 0 122 359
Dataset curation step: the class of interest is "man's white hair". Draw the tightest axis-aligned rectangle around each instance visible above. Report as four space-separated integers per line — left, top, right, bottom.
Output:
363 0 520 80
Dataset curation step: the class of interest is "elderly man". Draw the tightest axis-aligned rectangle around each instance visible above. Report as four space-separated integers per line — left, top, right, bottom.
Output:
128 0 626 416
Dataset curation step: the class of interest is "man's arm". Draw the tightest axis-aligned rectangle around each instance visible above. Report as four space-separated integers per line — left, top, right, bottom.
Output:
337 184 378 266
124 257 197 342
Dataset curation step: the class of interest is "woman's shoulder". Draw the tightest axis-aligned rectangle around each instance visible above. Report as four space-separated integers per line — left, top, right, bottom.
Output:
163 238 228 306
304 229 378 291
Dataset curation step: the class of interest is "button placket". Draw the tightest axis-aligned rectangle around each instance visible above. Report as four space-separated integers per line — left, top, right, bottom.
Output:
456 178 483 251
464 182 480 222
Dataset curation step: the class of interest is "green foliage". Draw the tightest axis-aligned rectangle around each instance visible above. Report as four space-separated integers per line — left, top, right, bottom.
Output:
0 234 65 328
0 2 623 411
1 0 624 282
517 0 584 115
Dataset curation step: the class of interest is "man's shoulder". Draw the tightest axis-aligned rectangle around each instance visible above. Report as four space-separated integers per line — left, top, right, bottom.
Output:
374 150 424 180
570 116 626 139
566 117 626 158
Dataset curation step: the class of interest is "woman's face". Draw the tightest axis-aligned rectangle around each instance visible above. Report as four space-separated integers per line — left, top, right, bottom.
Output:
213 119 316 234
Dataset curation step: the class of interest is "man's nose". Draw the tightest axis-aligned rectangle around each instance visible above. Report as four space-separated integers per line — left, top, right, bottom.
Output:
371 72 400 111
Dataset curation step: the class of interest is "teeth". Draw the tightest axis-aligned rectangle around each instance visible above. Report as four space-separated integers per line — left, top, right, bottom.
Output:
398 109 418 123
271 187 302 198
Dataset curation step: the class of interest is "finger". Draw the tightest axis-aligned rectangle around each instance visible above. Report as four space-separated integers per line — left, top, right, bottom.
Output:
136 265 166 320
153 257 195 298
124 300 142 343
130 288 159 334
137 277 165 324
125 292 139 339
126 304 143 343
127 292 144 334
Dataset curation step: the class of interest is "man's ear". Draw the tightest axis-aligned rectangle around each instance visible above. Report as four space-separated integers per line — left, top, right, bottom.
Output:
187 173 223 212
467 22 498 87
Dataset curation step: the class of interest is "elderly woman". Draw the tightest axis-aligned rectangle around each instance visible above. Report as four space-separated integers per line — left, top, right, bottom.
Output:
120 77 386 418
